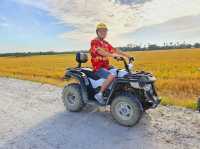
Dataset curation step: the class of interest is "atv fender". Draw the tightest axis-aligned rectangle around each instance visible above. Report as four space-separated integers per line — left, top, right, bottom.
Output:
65 70 89 103
106 79 144 112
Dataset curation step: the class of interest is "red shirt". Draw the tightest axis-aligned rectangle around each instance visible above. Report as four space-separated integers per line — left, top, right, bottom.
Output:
90 38 116 71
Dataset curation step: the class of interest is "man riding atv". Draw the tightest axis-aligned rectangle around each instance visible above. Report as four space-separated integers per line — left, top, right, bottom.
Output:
62 23 161 126
90 23 132 105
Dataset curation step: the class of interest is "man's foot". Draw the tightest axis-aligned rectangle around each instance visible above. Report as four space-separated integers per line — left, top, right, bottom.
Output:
94 92 106 105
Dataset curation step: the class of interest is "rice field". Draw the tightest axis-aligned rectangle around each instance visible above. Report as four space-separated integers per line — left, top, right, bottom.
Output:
0 48 200 109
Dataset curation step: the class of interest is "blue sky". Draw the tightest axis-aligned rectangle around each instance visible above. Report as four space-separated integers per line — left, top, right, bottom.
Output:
0 0 200 53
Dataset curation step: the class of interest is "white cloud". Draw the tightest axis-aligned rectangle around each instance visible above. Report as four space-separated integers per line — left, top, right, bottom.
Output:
14 0 200 47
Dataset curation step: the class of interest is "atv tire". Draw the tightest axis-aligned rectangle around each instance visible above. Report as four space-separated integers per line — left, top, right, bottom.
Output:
111 93 143 127
62 83 85 112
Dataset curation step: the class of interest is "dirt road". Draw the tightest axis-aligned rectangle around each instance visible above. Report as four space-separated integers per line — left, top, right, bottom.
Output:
0 77 199 149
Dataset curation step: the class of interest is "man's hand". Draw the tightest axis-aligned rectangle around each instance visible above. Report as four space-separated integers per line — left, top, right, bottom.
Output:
112 53 121 58
128 56 134 61
112 53 124 60
128 57 135 63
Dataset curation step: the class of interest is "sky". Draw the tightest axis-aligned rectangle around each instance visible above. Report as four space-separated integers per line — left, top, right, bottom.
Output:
0 0 200 53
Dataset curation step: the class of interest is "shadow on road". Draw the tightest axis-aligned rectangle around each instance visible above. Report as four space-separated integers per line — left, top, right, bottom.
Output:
0 106 161 149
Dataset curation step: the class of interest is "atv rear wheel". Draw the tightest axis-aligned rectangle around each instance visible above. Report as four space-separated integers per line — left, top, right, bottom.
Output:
111 93 143 127
62 83 85 112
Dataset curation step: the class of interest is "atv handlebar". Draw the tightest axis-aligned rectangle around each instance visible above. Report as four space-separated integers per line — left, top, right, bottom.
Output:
128 57 134 63
113 56 124 61
114 56 134 73
114 56 134 63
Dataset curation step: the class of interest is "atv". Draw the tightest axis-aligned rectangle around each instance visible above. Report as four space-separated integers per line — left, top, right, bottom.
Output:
62 52 161 127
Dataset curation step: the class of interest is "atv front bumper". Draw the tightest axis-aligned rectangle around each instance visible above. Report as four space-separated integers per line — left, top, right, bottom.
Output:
145 91 161 109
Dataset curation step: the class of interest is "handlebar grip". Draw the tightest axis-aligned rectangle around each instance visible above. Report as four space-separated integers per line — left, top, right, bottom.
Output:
129 57 134 63
114 56 124 61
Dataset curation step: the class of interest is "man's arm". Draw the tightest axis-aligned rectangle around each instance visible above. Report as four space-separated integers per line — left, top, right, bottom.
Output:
96 48 119 57
115 48 130 59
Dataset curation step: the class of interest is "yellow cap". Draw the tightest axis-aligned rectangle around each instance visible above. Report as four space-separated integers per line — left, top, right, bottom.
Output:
96 23 108 30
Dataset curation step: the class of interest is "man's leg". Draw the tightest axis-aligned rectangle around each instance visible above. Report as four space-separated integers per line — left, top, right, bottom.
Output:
95 68 115 104
100 74 115 93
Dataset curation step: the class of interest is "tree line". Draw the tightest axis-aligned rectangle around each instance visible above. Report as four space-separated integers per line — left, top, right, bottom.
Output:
118 42 200 51
0 42 200 57
0 51 70 57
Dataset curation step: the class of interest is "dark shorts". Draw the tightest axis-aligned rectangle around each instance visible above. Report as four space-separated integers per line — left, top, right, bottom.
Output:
95 68 111 79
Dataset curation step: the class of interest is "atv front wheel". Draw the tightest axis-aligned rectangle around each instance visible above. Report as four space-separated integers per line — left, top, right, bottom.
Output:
62 83 85 112
111 93 143 127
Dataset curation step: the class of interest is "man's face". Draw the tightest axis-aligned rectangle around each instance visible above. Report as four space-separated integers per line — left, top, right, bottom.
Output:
97 28 107 39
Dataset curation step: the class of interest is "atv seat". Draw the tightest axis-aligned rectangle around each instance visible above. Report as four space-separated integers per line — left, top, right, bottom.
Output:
80 68 100 80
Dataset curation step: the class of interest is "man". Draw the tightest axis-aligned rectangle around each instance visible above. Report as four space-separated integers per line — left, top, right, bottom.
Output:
90 23 131 104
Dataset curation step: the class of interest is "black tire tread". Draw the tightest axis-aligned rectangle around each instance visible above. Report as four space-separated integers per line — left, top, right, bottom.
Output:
111 92 143 127
62 83 84 112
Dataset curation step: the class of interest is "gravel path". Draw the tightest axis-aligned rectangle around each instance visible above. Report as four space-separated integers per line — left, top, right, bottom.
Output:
0 77 199 149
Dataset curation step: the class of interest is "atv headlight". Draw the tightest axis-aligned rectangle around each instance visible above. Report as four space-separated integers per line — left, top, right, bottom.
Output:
148 76 156 81
143 84 152 91
130 82 141 89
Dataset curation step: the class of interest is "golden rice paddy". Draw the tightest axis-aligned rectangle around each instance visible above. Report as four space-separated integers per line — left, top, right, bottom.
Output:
0 48 199 109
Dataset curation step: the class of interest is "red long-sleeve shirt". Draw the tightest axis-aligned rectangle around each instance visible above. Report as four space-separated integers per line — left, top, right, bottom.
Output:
90 38 116 71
